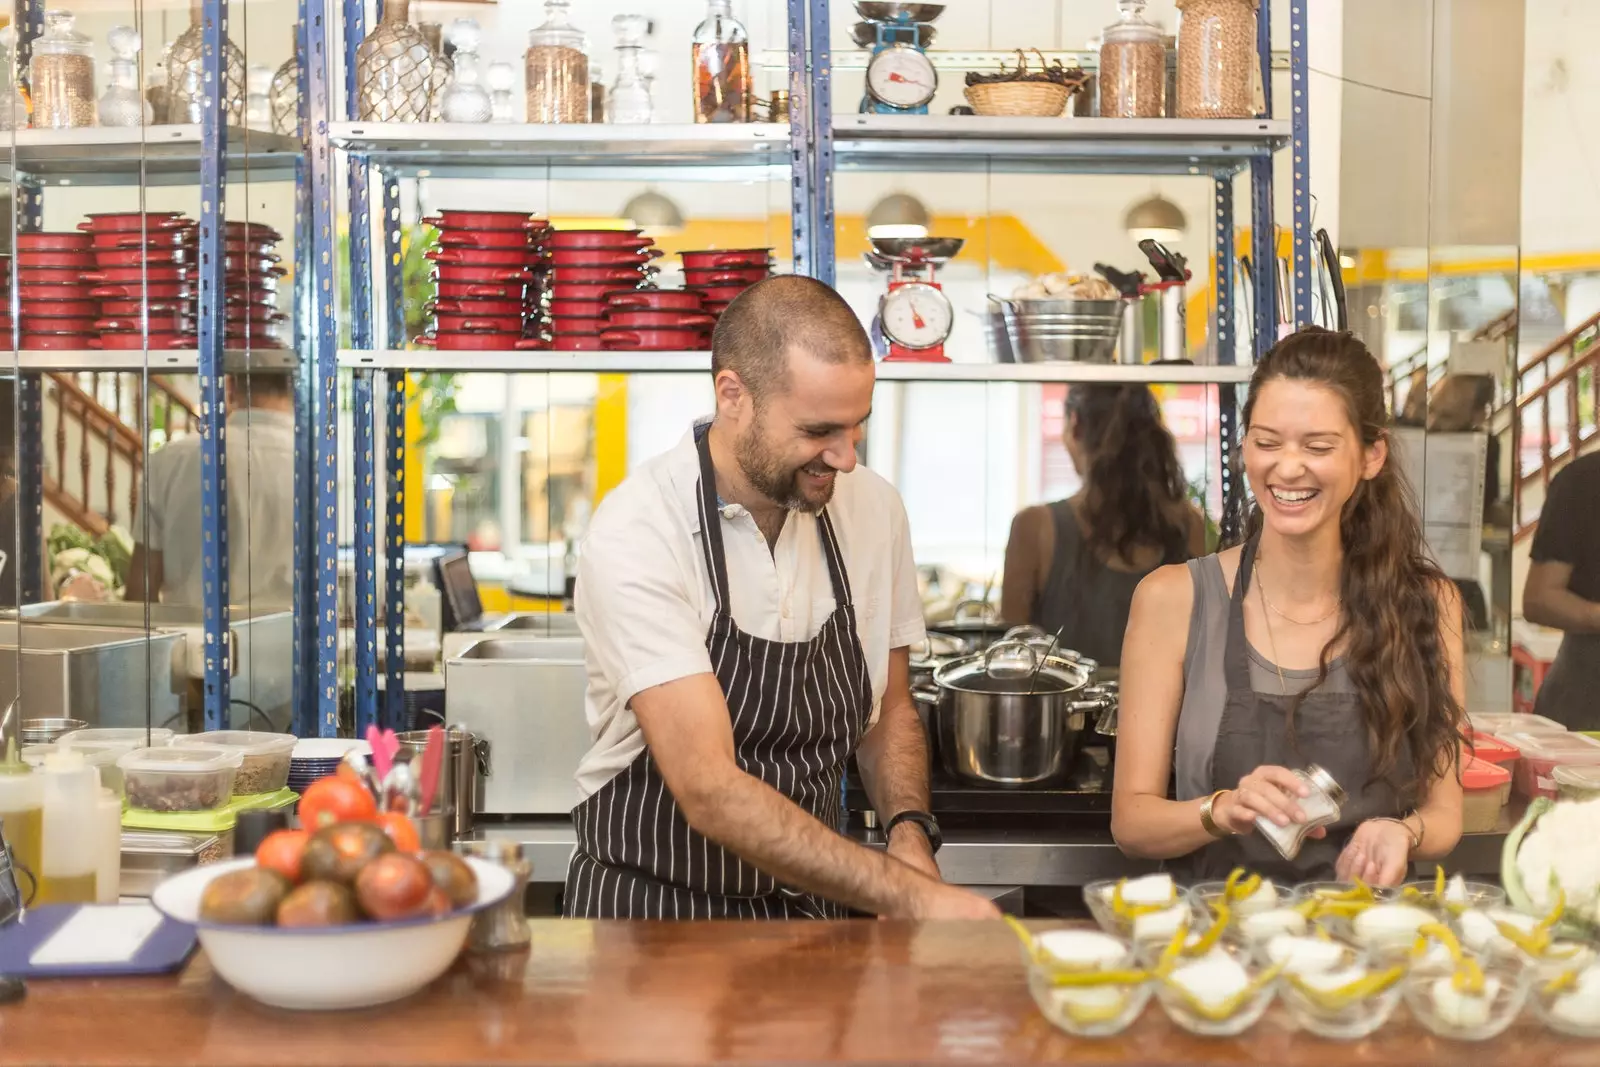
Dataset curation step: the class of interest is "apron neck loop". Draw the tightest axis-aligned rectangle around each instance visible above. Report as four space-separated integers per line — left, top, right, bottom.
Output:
694 424 734 615
1224 537 1261 691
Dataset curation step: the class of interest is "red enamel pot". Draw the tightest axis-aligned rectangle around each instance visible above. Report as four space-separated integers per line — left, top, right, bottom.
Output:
436 229 538 250
432 313 526 334
99 331 196 350
16 232 93 253
551 282 639 302
90 282 194 300
21 316 98 333
415 331 526 351
17 268 87 286
601 327 711 351
19 299 97 318
551 315 606 334
422 211 545 232
77 211 189 233
690 282 756 304
22 333 100 349
93 248 188 268
17 283 97 302
83 266 190 284
96 314 191 333
551 332 605 351
548 299 607 319
432 264 535 285
429 297 525 317
683 266 770 287
426 247 540 267
17 251 97 270
604 309 716 329
678 248 774 270
547 265 651 285
604 288 704 311
222 221 283 241
545 229 648 250
97 299 192 316
541 247 657 267
89 230 194 250
435 281 527 301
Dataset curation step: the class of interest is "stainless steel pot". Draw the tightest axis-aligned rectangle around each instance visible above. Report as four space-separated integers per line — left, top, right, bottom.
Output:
926 640 1117 787
924 599 1009 654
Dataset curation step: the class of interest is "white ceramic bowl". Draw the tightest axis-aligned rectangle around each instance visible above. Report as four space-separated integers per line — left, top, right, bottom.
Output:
151 856 514 1010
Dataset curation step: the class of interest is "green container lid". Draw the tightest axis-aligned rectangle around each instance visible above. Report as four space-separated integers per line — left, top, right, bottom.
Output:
122 787 297 832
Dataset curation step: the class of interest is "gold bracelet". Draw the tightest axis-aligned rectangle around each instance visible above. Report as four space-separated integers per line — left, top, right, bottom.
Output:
1373 814 1423 852
1200 789 1233 839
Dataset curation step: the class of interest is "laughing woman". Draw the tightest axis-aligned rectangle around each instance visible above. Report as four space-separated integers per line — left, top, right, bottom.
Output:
1111 327 1466 884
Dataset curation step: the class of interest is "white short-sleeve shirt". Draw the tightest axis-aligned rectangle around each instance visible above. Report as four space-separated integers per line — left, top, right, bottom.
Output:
573 419 927 799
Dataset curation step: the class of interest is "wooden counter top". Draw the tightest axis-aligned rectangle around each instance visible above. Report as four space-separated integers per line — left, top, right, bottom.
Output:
0 919 1589 1067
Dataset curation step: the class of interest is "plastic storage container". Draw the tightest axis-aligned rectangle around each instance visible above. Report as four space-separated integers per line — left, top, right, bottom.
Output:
62 727 175 749
1460 757 1511 833
1469 711 1567 737
1500 731 1600 800
121 787 297 862
28 740 132 796
175 731 296 795
117 746 240 813
1463 731 1520 768
1554 765 1600 803
1099 0 1166 118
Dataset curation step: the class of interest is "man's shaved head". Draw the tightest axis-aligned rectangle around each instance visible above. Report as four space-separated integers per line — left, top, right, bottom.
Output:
710 275 872 405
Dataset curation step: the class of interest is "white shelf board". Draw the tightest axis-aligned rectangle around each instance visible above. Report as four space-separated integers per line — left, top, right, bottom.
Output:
6 349 296 372
337 349 1254 383
832 115 1290 174
7 125 301 184
328 122 792 178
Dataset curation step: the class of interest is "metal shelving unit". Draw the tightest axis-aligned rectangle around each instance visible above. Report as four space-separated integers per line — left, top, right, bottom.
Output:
330 0 1313 726
8 350 298 372
6 126 301 184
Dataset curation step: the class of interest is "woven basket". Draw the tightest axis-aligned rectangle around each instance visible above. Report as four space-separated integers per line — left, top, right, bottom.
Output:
964 80 1072 117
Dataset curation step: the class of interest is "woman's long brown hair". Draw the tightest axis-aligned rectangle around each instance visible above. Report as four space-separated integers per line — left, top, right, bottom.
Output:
1070 384 1191 564
1240 328 1463 804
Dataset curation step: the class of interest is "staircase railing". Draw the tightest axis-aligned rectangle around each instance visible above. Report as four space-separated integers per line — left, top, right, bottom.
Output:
1512 311 1600 541
1386 308 1519 418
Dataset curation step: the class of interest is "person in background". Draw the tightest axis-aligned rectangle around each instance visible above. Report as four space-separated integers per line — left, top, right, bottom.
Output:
1113 328 1465 885
126 374 295 610
1522 451 1600 729
1000 384 1206 669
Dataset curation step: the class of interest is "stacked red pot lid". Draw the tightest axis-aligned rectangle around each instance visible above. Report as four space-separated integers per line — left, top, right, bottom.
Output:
420 210 548 351
15 232 99 349
598 287 714 352
76 212 289 350
543 228 662 350
0 254 12 338
677 248 773 320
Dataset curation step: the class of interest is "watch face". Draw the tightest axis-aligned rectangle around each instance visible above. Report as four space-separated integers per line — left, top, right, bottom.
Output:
865 45 937 109
881 282 952 349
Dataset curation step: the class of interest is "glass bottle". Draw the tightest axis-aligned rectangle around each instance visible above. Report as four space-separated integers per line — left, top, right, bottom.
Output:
607 15 652 125
418 21 452 122
1099 0 1166 118
0 26 28 131
31 10 95 129
166 0 246 125
1175 0 1258 119
353 0 436 123
692 0 750 123
639 48 660 116
440 18 492 123
246 63 273 129
525 0 588 124
589 64 604 122
269 46 301 135
487 61 515 123
98 26 151 127
145 40 172 124
1254 765 1345 860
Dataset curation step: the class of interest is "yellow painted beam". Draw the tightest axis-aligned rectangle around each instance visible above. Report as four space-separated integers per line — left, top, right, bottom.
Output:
593 373 629 507
404 374 426 541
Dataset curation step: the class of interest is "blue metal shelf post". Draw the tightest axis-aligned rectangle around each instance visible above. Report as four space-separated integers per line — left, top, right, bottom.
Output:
197 0 231 730
1289 0 1313 328
382 175 406 730
806 0 835 287
1248 0 1276 361
786 0 811 276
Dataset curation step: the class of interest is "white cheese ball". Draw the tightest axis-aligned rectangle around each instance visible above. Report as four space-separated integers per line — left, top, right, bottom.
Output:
1035 929 1127 969
1353 904 1435 950
1550 965 1600 1028
1169 954 1251 1011
1240 907 1308 942
1266 935 1350 976
1298 963 1370 994
1120 873 1176 907
1430 976 1501 1029
1050 985 1128 1016
1132 902 1189 943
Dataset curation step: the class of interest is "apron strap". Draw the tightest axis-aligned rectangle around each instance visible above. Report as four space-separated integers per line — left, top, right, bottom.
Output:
694 424 733 616
1223 537 1260 692
816 509 854 608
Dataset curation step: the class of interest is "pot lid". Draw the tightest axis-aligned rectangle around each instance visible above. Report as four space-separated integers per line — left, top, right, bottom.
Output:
933 639 1092 696
910 632 966 664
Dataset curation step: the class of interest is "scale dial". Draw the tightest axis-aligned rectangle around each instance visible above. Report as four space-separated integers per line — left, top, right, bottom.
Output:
881 282 953 349
865 44 938 109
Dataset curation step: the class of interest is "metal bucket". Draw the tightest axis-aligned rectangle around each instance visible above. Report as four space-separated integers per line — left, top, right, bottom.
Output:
399 726 487 841
997 298 1123 364
20 718 86 745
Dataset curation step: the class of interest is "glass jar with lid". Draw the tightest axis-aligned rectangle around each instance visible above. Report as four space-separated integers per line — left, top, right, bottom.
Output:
607 14 652 125
99 25 152 127
31 9 96 129
525 0 589 124
692 0 750 123
1099 0 1166 119
0 26 29 130
1175 0 1258 119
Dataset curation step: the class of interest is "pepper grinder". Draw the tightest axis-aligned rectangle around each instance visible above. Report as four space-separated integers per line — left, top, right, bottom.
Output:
456 840 531 952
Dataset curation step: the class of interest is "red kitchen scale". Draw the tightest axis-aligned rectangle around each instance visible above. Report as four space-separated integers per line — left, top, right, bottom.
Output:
866 235 964 362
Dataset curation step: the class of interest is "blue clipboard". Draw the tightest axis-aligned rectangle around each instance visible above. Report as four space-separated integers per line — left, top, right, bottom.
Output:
0 904 197 978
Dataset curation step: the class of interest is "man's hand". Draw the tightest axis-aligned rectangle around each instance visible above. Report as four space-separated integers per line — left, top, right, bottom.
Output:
886 822 941 880
903 878 1002 920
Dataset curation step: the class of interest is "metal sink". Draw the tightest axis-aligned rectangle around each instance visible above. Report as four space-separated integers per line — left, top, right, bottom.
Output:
0 621 184 730
440 610 582 662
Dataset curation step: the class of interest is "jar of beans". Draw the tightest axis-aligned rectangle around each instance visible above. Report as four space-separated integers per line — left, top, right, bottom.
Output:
1175 0 1258 119
31 9 97 129
1099 0 1167 119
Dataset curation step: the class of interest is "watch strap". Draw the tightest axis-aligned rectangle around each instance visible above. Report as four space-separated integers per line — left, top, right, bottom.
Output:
885 809 942 854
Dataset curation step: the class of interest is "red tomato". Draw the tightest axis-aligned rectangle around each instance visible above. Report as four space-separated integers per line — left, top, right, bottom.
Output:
298 776 378 830
376 811 421 853
255 829 311 884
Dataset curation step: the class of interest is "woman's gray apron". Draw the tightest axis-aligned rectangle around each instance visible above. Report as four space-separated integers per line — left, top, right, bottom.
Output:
563 425 873 919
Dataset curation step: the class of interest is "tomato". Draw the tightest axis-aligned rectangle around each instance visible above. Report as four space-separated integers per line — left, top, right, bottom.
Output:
255 828 311 884
376 811 421 853
298 776 378 830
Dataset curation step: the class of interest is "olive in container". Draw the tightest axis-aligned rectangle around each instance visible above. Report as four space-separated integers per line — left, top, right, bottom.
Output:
174 731 297 796
117 745 241 813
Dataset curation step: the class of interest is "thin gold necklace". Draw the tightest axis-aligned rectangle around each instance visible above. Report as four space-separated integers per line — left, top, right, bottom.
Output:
1255 564 1290 695
1253 557 1341 626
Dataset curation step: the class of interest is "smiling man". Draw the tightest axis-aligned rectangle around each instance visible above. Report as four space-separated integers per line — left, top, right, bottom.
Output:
564 275 998 921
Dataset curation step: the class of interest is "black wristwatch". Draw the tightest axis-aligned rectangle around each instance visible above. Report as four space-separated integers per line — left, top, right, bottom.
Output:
885 810 942 854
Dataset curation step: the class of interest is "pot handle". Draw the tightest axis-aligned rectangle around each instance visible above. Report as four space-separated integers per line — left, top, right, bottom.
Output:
911 685 942 715
981 639 1037 679
599 330 642 348
1002 624 1048 644
951 598 997 625
420 216 445 227
458 319 510 332
465 285 509 297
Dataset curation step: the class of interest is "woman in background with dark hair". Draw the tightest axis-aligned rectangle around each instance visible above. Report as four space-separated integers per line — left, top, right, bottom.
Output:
1000 384 1206 668
1111 327 1465 884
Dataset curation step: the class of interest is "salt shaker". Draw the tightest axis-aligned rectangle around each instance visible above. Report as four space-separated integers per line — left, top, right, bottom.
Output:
456 840 531 952
1255 764 1345 860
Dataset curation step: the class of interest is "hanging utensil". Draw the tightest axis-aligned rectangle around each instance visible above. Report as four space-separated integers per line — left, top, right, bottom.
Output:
1238 254 1256 357
417 725 445 817
1025 626 1066 696
1317 228 1348 331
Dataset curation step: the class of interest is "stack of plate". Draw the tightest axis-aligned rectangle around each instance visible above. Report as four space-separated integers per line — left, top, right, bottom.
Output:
288 737 370 794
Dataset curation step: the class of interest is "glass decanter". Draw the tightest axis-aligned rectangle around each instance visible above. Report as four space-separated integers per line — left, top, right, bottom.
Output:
418 20 453 122
0 26 28 131
31 9 95 129
353 0 436 122
487 61 515 122
638 48 660 113
98 25 151 127
607 15 651 125
269 46 301 135
692 0 750 123
439 18 492 123
145 41 172 124
166 0 245 125
246 63 272 129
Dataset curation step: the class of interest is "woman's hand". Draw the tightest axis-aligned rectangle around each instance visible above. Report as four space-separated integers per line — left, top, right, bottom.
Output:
1335 819 1413 886
1213 765 1330 839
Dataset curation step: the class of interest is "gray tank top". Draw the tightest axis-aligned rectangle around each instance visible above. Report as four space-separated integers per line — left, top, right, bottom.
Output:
1032 499 1161 668
1174 555 1354 802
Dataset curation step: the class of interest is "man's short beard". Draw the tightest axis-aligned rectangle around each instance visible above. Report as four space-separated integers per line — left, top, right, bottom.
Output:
734 416 834 513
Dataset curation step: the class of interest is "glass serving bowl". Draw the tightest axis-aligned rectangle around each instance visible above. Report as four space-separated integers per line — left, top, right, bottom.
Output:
1347 901 1441 965
1401 953 1531 1042
1188 878 1285 918
1083 878 1184 941
1276 943 1404 1040
1531 962 1600 1038
1027 963 1152 1038
1154 942 1279 1038
1398 878 1506 915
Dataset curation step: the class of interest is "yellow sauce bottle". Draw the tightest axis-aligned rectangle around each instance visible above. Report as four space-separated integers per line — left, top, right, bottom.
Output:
35 747 99 906
0 748 42 905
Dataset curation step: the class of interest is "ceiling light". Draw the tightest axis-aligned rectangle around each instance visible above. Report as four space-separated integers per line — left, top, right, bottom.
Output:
866 192 929 240
621 190 685 235
1124 195 1187 244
